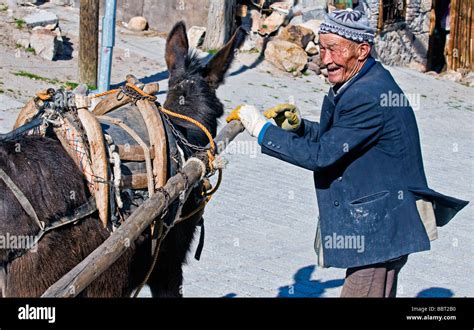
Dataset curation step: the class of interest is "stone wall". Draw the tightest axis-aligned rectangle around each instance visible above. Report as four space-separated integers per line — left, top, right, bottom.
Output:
365 0 432 71
73 0 210 33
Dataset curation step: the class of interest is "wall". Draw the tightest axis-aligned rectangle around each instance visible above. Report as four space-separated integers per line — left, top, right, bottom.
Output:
74 0 210 33
365 0 432 71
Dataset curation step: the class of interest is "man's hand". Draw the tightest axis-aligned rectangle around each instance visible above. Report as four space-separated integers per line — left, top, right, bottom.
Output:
263 103 301 132
226 104 268 137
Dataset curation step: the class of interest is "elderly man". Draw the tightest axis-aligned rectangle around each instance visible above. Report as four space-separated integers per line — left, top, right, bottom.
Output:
227 9 468 297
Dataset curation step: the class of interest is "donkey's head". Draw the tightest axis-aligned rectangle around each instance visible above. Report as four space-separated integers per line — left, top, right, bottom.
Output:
164 21 245 145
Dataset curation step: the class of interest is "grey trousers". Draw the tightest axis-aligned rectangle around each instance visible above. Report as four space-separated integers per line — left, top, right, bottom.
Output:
340 255 409 297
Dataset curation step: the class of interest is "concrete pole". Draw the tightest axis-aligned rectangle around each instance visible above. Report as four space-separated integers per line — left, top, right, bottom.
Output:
98 0 117 92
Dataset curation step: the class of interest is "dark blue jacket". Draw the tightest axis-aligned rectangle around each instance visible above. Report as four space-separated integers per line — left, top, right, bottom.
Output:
259 57 469 268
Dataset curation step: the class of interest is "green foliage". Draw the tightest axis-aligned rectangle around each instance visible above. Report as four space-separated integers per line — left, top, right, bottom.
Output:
14 18 25 29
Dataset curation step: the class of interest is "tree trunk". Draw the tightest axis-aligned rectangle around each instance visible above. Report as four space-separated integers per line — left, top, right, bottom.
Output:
79 0 99 88
203 0 236 51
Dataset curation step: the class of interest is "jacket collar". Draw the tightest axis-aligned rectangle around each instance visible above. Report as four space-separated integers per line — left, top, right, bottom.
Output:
328 56 376 103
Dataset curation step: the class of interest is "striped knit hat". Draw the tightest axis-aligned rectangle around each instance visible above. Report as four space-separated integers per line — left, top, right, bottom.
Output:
319 9 375 44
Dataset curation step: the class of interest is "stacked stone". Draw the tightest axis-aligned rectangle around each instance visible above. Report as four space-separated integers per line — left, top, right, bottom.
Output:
371 0 432 72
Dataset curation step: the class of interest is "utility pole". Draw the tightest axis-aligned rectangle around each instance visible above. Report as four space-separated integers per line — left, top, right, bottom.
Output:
78 0 99 89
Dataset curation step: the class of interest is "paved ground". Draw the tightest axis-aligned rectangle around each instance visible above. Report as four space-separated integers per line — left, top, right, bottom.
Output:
0 3 472 298
177 65 473 298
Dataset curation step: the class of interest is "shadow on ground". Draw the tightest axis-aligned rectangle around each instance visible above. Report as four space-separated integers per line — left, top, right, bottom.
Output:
111 70 170 96
56 36 74 61
416 287 454 297
277 265 344 297
229 37 270 78
112 41 270 95
220 266 343 298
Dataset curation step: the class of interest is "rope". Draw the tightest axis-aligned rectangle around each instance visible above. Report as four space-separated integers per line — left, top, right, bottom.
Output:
104 134 123 209
35 89 55 101
158 106 216 173
107 82 220 187
91 89 119 99
90 83 157 102
132 221 165 298
110 82 222 197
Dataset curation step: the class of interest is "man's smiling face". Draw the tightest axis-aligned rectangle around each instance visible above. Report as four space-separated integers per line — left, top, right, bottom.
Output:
319 33 371 85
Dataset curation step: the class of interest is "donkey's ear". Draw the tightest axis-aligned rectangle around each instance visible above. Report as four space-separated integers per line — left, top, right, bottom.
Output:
166 21 189 74
202 27 246 88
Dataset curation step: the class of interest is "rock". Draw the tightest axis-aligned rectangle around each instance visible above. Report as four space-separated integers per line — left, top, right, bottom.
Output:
50 0 74 5
241 32 257 52
305 41 319 55
258 1 293 35
241 37 256 52
264 39 308 74
308 52 322 74
461 71 474 87
240 32 266 52
293 1 327 22
255 35 267 52
270 0 293 13
309 54 321 66
16 38 30 49
24 10 59 29
30 28 62 60
52 26 62 38
440 70 463 82
278 24 315 49
187 26 206 48
127 16 148 32
425 71 439 77
301 7 326 21
298 19 323 43
297 0 327 6
12 30 30 48
259 10 287 35
407 61 427 72
320 67 328 77
307 62 321 75
289 15 303 25
250 10 262 33
44 23 58 31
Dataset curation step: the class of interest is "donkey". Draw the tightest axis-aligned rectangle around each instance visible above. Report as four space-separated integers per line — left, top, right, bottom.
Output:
0 21 245 297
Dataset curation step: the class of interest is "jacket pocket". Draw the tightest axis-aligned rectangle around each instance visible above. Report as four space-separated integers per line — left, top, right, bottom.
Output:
349 191 390 205
347 191 390 234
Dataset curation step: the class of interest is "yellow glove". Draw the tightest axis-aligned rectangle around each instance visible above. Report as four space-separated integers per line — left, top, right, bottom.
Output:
226 104 268 137
226 105 244 123
263 103 301 132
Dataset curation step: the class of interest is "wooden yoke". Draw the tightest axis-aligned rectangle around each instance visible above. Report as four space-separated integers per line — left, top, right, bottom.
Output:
92 82 159 116
12 76 165 227
126 75 168 193
77 106 109 228
13 98 39 129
